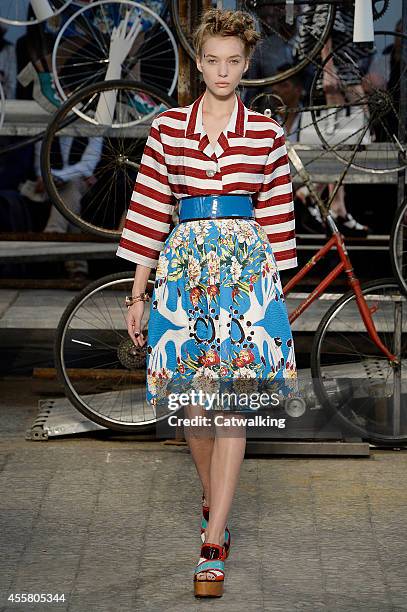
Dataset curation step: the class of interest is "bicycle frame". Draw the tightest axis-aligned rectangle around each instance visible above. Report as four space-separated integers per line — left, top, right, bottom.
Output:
282 214 399 364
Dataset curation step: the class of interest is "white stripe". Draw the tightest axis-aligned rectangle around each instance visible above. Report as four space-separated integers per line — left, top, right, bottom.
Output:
121 227 164 251
126 209 171 232
277 256 298 271
116 246 158 269
268 238 297 251
255 203 294 218
134 172 173 197
262 220 296 233
258 183 293 199
130 191 174 215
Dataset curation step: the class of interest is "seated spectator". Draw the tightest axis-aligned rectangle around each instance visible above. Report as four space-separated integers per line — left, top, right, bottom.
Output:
270 64 370 236
19 135 103 280
0 25 16 99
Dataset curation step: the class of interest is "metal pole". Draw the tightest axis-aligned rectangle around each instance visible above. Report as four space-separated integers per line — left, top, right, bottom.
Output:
177 0 190 107
392 0 407 435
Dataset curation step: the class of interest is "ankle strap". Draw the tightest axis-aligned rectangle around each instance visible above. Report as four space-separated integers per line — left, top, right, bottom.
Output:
201 543 225 560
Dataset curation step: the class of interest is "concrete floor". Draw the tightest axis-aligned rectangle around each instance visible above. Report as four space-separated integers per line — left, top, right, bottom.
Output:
0 377 407 612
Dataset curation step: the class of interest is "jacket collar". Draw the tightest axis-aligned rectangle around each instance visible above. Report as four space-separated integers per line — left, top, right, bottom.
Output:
185 91 247 158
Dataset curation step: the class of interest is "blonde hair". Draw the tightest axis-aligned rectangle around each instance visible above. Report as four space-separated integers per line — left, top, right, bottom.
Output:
192 8 261 59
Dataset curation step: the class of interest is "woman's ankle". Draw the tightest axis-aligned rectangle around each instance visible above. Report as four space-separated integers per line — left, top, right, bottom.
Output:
204 527 226 546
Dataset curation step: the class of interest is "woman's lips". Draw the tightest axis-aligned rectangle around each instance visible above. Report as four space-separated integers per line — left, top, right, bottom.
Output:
216 83 230 87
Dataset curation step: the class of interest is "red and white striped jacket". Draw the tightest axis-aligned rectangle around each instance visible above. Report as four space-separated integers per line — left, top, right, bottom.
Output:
116 91 297 271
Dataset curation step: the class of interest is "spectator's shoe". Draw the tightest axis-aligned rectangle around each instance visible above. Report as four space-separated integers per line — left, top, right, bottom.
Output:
332 212 370 237
17 63 62 112
65 260 89 283
194 542 226 598
301 202 326 234
200 494 231 558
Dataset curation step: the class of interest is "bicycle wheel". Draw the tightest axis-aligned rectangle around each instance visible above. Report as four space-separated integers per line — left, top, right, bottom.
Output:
171 0 334 86
0 0 72 26
309 31 407 174
390 200 407 296
311 279 407 445
52 0 178 104
55 272 177 432
40 79 177 238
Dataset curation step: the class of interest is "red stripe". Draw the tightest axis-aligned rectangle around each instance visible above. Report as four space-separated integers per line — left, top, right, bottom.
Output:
265 229 296 243
124 218 170 242
263 156 289 176
138 163 170 187
142 145 165 166
131 183 173 205
257 210 295 225
274 247 297 262
119 237 160 260
129 199 173 223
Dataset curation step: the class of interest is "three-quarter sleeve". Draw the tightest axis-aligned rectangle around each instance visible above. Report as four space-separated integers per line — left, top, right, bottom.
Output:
116 117 176 268
254 125 297 271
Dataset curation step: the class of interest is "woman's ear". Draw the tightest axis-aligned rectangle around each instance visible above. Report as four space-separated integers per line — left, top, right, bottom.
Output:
196 55 203 73
242 56 250 75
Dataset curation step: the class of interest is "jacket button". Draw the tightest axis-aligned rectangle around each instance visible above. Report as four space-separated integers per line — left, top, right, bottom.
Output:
206 168 216 177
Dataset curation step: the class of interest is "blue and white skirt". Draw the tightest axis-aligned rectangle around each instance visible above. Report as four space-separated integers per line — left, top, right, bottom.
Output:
145 218 298 411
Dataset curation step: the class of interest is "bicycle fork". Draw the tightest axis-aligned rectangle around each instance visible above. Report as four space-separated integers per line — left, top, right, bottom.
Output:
329 216 399 366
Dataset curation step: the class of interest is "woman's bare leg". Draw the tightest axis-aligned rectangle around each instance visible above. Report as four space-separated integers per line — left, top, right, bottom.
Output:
204 414 246 545
183 404 214 505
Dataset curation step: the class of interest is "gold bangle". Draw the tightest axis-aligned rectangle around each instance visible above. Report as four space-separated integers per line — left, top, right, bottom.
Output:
125 293 150 307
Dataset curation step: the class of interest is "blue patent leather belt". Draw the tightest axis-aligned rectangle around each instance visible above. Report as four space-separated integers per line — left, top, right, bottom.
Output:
178 194 254 222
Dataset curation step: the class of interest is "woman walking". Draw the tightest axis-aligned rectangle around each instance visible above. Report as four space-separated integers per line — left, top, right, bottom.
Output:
117 8 298 598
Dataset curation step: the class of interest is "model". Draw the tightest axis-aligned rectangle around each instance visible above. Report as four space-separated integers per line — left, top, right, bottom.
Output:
116 8 298 598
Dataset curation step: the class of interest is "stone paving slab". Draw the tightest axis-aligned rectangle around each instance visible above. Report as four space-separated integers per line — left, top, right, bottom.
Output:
1 378 407 611
0 443 407 612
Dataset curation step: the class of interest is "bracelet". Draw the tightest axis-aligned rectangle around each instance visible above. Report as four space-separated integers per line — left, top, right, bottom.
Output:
125 292 150 307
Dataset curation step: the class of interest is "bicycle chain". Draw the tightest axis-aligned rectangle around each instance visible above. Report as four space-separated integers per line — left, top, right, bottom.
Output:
372 0 390 21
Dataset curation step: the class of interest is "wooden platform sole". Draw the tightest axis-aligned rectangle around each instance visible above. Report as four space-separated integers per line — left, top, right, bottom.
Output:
194 578 224 597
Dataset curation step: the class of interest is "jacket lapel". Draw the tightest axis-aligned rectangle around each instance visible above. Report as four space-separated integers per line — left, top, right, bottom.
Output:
185 91 247 159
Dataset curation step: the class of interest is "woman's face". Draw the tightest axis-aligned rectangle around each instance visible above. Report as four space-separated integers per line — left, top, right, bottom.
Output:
196 35 249 97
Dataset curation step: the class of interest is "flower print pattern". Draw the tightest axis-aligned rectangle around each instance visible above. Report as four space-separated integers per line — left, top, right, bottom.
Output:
145 218 298 409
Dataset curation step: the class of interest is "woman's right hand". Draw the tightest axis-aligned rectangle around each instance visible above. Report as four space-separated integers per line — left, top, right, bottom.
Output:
127 301 147 347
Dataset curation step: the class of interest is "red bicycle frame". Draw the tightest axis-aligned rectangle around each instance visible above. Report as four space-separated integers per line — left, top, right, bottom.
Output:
282 215 398 364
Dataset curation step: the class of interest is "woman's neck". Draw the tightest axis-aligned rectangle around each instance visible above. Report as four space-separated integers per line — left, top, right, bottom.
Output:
202 88 236 119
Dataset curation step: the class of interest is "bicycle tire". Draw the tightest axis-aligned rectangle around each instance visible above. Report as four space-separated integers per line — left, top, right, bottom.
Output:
170 0 335 86
0 0 72 26
54 271 178 432
390 199 407 296
40 79 177 239
311 278 407 445
0 82 4 130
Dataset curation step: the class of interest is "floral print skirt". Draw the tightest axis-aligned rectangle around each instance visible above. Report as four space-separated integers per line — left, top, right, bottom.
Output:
146 218 298 411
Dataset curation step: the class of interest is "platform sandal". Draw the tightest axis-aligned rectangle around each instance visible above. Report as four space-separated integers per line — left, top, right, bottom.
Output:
201 497 231 558
194 542 226 597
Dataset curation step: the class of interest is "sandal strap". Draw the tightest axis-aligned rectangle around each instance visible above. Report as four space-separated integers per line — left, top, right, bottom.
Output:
201 543 225 558
195 559 225 575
